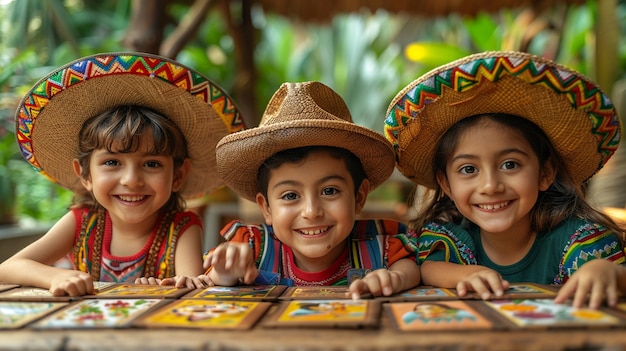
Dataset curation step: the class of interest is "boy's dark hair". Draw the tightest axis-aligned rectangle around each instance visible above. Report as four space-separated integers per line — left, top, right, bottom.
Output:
72 105 188 212
257 146 367 200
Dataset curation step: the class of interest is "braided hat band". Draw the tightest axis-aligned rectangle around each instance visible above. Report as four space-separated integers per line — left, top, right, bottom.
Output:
16 52 244 198
216 81 395 202
385 51 620 189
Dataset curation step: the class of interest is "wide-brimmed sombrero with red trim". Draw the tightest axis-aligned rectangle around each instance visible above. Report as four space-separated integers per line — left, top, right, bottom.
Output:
15 52 245 198
216 81 395 202
385 51 621 189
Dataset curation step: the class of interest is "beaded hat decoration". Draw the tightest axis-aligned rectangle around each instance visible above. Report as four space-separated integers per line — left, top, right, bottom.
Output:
216 81 395 202
15 52 244 198
385 51 621 189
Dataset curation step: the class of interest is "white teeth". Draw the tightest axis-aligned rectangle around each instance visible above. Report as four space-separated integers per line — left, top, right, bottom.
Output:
478 201 509 210
299 227 329 235
119 195 145 202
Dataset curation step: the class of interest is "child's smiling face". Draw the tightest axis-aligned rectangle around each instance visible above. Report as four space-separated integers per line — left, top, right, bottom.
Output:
77 132 189 229
256 149 369 272
437 117 554 238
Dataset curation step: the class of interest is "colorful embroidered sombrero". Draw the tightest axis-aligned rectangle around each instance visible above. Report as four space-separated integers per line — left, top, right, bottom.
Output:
385 51 621 189
15 52 244 198
216 81 395 202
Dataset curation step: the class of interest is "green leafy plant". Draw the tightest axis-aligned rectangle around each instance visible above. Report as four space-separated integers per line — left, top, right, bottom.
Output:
0 111 18 224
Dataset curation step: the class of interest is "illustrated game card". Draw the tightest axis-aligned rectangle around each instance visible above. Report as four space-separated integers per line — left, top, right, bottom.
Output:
263 299 380 328
182 285 286 301
87 284 191 299
481 299 623 329
0 287 73 302
279 286 371 300
32 298 164 329
386 300 494 331
382 286 458 302
0 301 68 329
133 299 271 330
461 283 558 300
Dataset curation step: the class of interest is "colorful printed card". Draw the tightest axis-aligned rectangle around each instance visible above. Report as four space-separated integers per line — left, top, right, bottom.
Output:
461 283 558 300
279 286 371 300
263 299 380 328
32 299 164 329
386 300 494 331
182 285 286 301
133 299 271 330
482 299 623 329
0 301 68 329
382 286 458 302
0 287 73 302
87 284 191 299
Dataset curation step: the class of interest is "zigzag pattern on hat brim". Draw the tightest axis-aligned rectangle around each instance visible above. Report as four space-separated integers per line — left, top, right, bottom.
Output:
384 51 620 188
15 53 245 198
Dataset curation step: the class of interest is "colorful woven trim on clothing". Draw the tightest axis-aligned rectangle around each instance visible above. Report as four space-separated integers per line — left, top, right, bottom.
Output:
417 223 477 265
556 222 626 284
384 53 620 167
16 53 244 173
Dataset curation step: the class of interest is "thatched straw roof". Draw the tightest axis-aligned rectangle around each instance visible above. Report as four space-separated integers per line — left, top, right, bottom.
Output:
252 0 587 22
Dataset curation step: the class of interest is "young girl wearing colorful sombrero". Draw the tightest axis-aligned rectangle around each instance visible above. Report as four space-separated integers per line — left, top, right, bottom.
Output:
200 81 420 299
385 51 626 309
0 53 243 296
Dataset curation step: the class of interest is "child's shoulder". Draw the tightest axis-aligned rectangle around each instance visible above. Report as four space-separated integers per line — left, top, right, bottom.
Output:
545 216 612 240
419 221 472 238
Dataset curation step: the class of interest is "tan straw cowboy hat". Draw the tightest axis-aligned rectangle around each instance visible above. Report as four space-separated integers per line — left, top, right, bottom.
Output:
15 52 244 198
385 51 621 189
216 81 395 202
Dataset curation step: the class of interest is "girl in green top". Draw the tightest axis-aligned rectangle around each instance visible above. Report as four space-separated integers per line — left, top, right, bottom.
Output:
384 51 626 309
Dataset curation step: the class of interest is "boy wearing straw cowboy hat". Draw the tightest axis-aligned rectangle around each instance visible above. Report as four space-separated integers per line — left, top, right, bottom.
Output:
385 51 626 309
0 52 243 296
202 81 420 299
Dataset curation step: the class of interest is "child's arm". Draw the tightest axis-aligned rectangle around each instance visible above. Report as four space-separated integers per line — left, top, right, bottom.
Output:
421 260 509 299
348 258 420 299
203 242 258 286
0 212 95 296
554 259 626 309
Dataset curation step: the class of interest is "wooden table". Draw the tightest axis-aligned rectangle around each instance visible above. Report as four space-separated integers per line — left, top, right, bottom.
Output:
3 319 626 351
2 301 626 351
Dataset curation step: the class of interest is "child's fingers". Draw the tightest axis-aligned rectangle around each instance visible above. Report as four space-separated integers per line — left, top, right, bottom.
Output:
571 280 591 308
605 279 619 307
374 271 394 296
485 275 506 297
456 281 469 297
587 284 606 309
463 277 492 299
349 279 367 300
553 277 573 303
223 244 241 270
198 275 215 287
242 266 259 285
203 252 213 269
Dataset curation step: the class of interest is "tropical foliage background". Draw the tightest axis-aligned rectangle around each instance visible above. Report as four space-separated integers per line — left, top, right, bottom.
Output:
0 0 624 224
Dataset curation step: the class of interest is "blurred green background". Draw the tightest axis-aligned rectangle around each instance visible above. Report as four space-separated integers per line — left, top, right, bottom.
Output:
0 0 624 226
